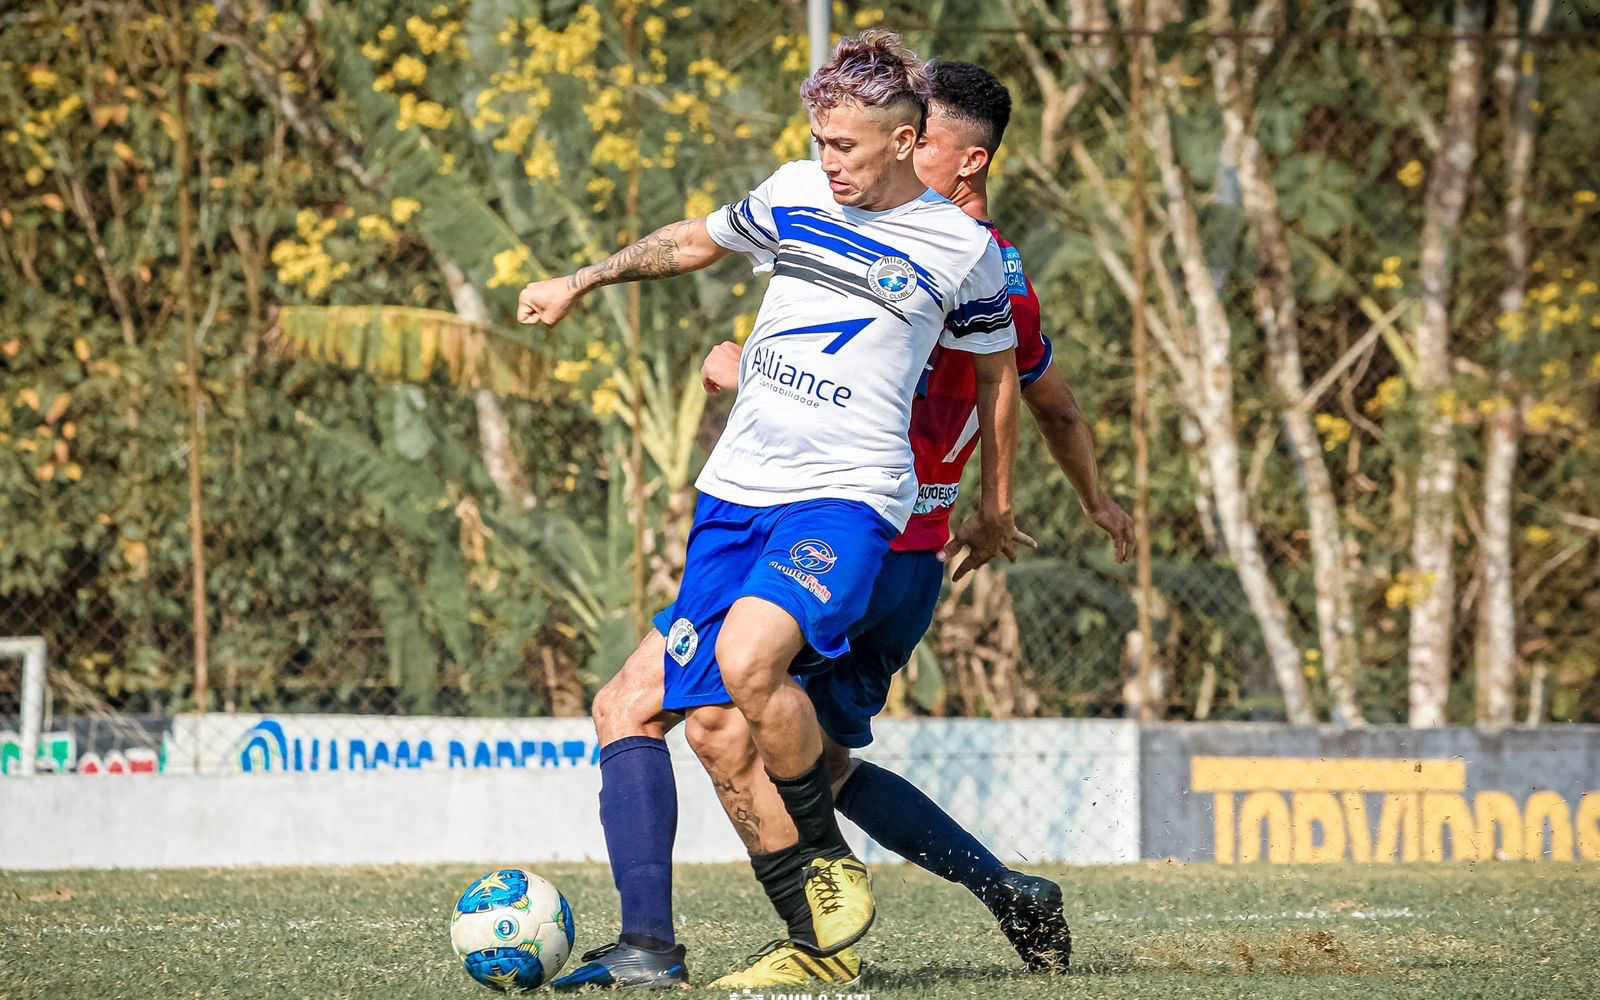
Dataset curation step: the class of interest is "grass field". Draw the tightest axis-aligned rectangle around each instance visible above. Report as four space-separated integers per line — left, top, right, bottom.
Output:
3 861 1597 1000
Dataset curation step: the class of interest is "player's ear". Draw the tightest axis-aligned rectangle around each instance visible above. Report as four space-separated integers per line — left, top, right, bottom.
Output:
892 122 919 160
961 145 991 179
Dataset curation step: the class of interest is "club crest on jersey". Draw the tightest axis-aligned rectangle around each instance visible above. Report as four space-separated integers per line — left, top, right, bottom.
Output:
868 256 917 302
789 539 838 574
667 618 699 666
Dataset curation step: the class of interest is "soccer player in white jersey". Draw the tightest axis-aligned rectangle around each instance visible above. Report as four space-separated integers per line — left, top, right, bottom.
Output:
518 30 1022 972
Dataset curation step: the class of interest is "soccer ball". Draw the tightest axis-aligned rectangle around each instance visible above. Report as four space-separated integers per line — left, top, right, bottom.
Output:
450 868 575 992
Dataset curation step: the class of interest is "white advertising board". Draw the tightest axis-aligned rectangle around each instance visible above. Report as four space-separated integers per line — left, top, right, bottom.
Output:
1 715 1140 870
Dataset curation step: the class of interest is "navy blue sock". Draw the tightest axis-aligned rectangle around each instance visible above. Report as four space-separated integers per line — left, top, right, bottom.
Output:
598 736 677 947
834 760 1010 906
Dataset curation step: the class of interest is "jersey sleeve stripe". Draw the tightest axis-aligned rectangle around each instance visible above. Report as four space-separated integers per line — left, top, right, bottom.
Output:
738 198 777 242
724 205 766 247
946 313 1015 337
1019 334 1054 388
948 287 1011 323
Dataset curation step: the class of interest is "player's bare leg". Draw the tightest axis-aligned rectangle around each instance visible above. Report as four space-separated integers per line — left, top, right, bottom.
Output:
687 704 862 988
714 596 875 955
686 705 797 855
553 632 690 991
714 597 817 776
592 633 681 745
704 705 1070 974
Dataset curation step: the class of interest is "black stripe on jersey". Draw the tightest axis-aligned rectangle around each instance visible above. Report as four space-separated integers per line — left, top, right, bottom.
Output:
773 247 908 323
946 312 1014 337
725 205 765 247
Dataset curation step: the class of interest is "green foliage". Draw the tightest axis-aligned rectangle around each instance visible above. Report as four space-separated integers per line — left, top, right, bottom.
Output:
4 1 1598 723
275 306 553 399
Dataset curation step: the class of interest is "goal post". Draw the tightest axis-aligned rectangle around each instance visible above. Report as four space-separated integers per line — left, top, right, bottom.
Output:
1 636 47 777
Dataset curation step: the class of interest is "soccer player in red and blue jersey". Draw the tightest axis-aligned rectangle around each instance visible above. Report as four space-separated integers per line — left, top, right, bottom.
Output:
554 61 1132 990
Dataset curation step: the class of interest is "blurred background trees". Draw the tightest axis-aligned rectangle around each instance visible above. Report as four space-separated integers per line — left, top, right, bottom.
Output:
3 0 1596 725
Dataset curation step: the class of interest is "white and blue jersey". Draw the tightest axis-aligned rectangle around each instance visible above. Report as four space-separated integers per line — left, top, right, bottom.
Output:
656 162 1017 711
700 160 1018 531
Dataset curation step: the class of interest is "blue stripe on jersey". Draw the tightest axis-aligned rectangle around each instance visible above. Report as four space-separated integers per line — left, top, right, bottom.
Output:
772 207 945 308
1020 334 1054 389
947 287 1011 328
739 198 777 242
760 317 875 355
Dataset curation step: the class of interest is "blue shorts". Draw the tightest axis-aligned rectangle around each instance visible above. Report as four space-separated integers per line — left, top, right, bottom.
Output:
653 495 897 712
799 549 944 748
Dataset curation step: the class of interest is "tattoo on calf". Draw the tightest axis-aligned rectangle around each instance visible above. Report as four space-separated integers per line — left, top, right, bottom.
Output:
711 772 764 853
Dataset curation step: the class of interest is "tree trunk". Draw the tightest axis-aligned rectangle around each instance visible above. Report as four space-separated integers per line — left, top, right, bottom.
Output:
1209 0 1366 726
1408 1 1486 728
215 3 540 516
1476 0 1551 729
1147 100 1315 724
437 258 537 511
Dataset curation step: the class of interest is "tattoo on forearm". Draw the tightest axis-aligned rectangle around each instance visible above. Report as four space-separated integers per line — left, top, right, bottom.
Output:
570 219 692 290
711 773 764 853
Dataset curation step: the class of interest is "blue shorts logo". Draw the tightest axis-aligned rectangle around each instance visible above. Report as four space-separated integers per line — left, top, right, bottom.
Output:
667 618 699 666
868 256 917 302
790 539 838 574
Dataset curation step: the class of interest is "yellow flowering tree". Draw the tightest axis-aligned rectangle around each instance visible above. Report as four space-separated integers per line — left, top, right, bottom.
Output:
215 0 804 678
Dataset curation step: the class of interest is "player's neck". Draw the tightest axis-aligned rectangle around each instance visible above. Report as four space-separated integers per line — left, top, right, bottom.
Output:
948 174 991 223
856 163 931 212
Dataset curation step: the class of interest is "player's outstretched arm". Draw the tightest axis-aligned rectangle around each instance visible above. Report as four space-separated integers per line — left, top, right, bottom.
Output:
517 216 730 327
1021 366 1134 564
941 349 1020 581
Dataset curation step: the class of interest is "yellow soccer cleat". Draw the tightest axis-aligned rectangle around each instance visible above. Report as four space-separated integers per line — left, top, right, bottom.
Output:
804 854 875 954
708 940 862 990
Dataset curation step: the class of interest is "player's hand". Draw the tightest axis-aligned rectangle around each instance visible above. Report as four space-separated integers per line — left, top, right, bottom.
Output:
517 276 581 327
702 341 743 395
939 508 1026 581
1085 494 1135 564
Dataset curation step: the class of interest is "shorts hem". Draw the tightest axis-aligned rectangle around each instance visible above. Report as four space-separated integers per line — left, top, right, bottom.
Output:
661 691 735 712
818 721 873 750
740 587 850 661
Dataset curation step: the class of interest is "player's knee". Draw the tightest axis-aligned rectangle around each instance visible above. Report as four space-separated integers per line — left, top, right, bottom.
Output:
714 633 779 707
825 745 858 795
592 668 665 745
823 743 855 780
591 676 622 735
685 707 755 770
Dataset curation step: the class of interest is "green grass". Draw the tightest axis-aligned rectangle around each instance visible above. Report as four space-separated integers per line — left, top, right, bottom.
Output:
3 862 1597 999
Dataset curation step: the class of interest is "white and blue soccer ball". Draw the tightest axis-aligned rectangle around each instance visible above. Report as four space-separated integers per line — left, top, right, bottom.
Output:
450 869 575 992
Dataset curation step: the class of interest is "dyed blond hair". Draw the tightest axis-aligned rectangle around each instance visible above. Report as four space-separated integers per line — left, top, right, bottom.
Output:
800 29 930 131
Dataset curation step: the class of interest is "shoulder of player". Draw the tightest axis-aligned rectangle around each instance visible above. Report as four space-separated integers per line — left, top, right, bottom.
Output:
910 200 1003 265
984 223 1015 250
770 159 829 191
774 159 820 177
957 220 1011 279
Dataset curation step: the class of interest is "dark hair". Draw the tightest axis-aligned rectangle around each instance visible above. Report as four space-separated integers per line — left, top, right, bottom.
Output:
927 61 1012 153
801 30 931 133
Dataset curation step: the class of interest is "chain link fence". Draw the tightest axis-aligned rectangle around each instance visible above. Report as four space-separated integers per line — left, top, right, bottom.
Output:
921 11 1600 727
4 5 1600 783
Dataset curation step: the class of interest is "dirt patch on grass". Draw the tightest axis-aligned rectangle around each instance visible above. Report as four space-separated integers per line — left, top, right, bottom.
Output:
1235 930 1374 975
